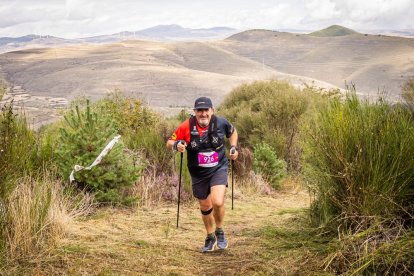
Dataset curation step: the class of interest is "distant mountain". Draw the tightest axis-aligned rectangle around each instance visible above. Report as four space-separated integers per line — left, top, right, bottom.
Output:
309 25 359 37
0 35 76 53
0 35 37 46
226 29 291 42
135 24 238 40
79 25 238 43
0 25 238 53
362 29 414 37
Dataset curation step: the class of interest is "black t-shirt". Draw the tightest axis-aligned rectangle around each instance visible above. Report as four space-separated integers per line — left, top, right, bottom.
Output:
189 116 234 178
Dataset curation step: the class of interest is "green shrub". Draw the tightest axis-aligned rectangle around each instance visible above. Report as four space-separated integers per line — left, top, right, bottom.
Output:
123 125 174 175
94 90 158 133
95 91 175 175
253 142 286 189
303 91 414 274
55 100 139 204
218 80 314 171
304 93 414 227
0 103 38 197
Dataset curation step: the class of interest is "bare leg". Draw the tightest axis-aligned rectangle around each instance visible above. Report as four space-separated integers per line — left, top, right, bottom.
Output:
199 196 214 234
210 185 226 228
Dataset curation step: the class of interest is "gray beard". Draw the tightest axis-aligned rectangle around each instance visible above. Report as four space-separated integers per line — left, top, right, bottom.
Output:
198 119 209 128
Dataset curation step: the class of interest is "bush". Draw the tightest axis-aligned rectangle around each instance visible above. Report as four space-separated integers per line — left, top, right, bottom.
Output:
55 100 139 204
95 92 176 175
304 93 414 227
0 102 38 197
253 142 286 189
218 80 314 171
123 125 174 175
303 92 414 273
94 90 158 133
232 147 253 178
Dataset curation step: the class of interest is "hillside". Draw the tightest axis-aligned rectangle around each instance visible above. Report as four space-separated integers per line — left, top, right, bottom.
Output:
0 40 336 128
1 28 413 127
309 25 359 36
223 29 414 98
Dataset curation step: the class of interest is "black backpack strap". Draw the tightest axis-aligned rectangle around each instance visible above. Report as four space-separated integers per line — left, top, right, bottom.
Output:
208 115 222 149
208 115 218 135
189 116 199 150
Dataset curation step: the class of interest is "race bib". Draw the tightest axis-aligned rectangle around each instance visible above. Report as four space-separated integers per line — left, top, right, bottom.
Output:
197 151 219 167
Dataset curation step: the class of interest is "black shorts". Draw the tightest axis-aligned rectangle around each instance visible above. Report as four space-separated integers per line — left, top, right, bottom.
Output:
190 166 228 200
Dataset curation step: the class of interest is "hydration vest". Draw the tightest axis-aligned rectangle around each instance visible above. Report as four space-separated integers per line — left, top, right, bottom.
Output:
187 115 225 169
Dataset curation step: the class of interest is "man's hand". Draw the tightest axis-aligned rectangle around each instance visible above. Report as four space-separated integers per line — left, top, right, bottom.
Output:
174 140 187 153
229 146 238 160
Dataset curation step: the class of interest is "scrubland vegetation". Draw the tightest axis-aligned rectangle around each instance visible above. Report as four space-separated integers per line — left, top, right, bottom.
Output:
0 83 5 100
1 78 414 274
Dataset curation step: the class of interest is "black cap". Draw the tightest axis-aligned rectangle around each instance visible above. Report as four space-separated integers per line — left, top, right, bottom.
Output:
194 97 213 109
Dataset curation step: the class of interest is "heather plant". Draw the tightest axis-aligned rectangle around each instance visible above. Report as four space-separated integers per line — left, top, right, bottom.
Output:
253 142 286 189
55 100 139 204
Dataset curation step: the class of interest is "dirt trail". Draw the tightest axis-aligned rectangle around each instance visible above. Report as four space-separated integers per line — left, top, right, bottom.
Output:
37 189 315 275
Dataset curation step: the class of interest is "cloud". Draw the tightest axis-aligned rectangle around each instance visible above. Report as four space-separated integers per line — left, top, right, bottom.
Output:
331 0 414 29
0 0 412 38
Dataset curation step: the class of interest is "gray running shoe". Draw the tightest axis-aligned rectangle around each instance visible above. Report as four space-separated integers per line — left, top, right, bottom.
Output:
215 229 228 250
201 235 216 253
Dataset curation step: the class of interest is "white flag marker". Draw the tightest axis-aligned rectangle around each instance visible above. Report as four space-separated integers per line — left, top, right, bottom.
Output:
69 135 121 183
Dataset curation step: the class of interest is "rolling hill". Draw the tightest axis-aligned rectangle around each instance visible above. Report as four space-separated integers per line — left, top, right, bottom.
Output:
0 25 239 54
223 26 414 97
1 25 413 127
309 25 359 36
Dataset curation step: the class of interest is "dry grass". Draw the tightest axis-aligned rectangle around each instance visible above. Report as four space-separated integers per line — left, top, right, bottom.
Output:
130 171 182 208
0 174 93 274
17 182 330 275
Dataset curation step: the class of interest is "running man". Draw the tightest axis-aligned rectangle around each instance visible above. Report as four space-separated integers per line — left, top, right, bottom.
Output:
166 97 239 253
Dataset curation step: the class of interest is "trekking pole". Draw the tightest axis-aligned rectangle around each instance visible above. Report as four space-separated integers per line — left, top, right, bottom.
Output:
176 141 184 228
230 147 236 210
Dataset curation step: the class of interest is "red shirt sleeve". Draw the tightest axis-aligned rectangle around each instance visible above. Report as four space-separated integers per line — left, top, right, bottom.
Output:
169 119 191 144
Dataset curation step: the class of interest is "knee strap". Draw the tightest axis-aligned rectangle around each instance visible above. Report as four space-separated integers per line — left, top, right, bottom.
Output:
201 208 213 215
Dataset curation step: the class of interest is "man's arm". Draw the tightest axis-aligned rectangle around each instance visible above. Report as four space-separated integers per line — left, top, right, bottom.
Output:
229 128 239 160
166 121 188 153
166 139 187 152
166 139 175 151
229 128 238 147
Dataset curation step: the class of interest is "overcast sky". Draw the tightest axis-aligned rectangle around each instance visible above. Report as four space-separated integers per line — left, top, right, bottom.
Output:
1 0 413 38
